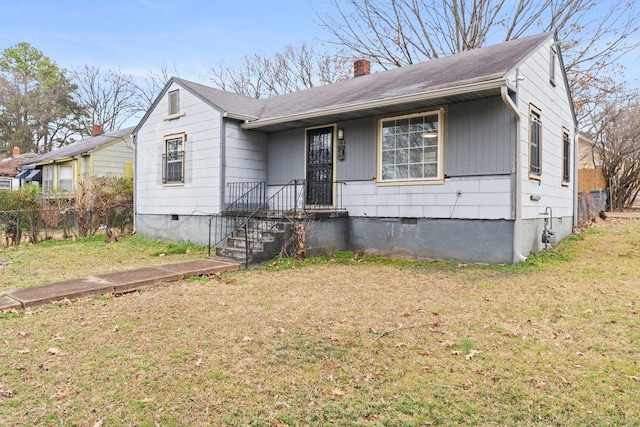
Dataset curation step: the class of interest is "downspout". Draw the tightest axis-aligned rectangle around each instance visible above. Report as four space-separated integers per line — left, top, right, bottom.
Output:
132 133 137 234
501 85 526 263
573 129 578 230
219 116 226 211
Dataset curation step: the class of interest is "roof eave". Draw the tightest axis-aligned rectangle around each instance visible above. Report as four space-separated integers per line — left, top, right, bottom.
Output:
223 112 260 121
241 78 509 130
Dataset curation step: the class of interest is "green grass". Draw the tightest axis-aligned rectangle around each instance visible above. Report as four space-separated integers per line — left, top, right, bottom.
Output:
1 220 640 425
0 234 208 291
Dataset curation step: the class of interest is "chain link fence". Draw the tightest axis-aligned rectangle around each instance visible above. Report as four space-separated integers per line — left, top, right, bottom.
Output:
1 207 133 246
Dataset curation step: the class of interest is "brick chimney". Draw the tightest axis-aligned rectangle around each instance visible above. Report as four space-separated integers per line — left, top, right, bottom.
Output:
12 147 20 157
354 59 371 77
91 124 103 136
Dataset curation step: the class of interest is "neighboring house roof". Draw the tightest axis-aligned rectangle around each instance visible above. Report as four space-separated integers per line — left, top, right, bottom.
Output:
0 152 38 177
28 126 135 166
136 32 569 133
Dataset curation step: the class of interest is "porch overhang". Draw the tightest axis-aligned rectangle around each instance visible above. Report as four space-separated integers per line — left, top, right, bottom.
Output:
240 78 511 133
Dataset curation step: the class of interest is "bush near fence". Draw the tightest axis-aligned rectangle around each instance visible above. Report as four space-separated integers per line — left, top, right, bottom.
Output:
0 206 133 246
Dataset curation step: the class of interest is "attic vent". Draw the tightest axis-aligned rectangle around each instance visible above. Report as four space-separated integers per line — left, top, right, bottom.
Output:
168 90 180 115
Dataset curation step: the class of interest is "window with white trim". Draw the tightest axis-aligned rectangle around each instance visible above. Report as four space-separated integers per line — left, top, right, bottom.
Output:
163 134 185 184
43 166 54 190
0 179 11 191
379 110 442 182
562 128 570 183
529 105 542 177
168 90 180 115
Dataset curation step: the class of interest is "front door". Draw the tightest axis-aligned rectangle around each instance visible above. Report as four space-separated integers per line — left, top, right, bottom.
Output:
306 127 333 205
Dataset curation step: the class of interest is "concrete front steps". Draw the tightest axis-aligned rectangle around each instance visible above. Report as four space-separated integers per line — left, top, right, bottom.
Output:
216 220 288 264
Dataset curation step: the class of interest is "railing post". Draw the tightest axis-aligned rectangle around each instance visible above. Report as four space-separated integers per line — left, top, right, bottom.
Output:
207 216 212 257
293 180 298 215
244 222 249 268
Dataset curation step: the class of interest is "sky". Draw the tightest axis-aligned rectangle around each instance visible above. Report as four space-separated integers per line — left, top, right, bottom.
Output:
0 0 638 89
0 0 333 83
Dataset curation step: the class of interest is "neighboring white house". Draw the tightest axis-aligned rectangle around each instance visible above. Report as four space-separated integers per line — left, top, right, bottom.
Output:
134 32 577 264
22 126 134 192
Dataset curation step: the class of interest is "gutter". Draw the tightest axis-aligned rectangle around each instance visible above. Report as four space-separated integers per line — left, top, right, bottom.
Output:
241 78 509 130
224 112 259 122
501 86 526 263
573 128 578 230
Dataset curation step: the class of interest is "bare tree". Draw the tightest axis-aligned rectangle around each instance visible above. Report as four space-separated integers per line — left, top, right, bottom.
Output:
208 42 351 99
134 64 175 110
318 0 640 121
587 88 640 209
70 66 146 135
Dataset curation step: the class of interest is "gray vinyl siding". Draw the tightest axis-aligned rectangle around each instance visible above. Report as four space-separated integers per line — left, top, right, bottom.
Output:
135 80 222 215
267 129 305 185
336 118 376 181
224 121 268 183
266 98 514 184
446 97 515 176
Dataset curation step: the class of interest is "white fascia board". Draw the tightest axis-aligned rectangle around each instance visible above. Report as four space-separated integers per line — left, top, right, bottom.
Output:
241 78 509 130
223 112 259 121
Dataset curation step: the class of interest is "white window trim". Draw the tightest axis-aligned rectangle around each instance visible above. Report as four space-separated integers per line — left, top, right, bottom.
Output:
376 109 445 186
528 104 542 180
163 133 186 186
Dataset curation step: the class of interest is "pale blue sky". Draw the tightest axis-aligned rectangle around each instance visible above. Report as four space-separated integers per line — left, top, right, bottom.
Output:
0 0 638 88
0 0 330 82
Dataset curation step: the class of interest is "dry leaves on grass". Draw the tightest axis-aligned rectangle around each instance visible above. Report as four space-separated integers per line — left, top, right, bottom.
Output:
0 388 16 398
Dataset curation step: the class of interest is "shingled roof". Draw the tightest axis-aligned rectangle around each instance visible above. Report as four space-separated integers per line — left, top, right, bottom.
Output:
138 32 553 133
0 152 38 177
28 126 135 165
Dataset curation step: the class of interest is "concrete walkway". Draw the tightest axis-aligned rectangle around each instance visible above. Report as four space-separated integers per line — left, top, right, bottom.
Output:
0 258 240 311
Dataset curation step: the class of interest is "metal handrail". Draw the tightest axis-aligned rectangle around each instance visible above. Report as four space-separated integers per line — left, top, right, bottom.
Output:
208 179 346 264
207 181 265 256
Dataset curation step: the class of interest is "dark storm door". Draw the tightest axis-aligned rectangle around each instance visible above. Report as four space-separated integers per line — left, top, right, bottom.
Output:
306 127 334 206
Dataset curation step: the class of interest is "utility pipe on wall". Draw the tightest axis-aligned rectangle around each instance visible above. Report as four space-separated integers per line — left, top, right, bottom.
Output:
501 85 526 263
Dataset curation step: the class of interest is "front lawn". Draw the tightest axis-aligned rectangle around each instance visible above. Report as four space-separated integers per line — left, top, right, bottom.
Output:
1 220 639 425
0 234 208 291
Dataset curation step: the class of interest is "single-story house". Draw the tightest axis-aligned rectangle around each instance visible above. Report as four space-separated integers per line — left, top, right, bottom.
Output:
0 148 38 191
134 32 577 264
23 125 134 192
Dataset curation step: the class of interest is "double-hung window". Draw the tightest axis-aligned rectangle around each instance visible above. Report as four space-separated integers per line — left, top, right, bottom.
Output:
163 134 185 184
379 110 443 183
562 128 570 184
58 166 73 191
529 105 542 177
